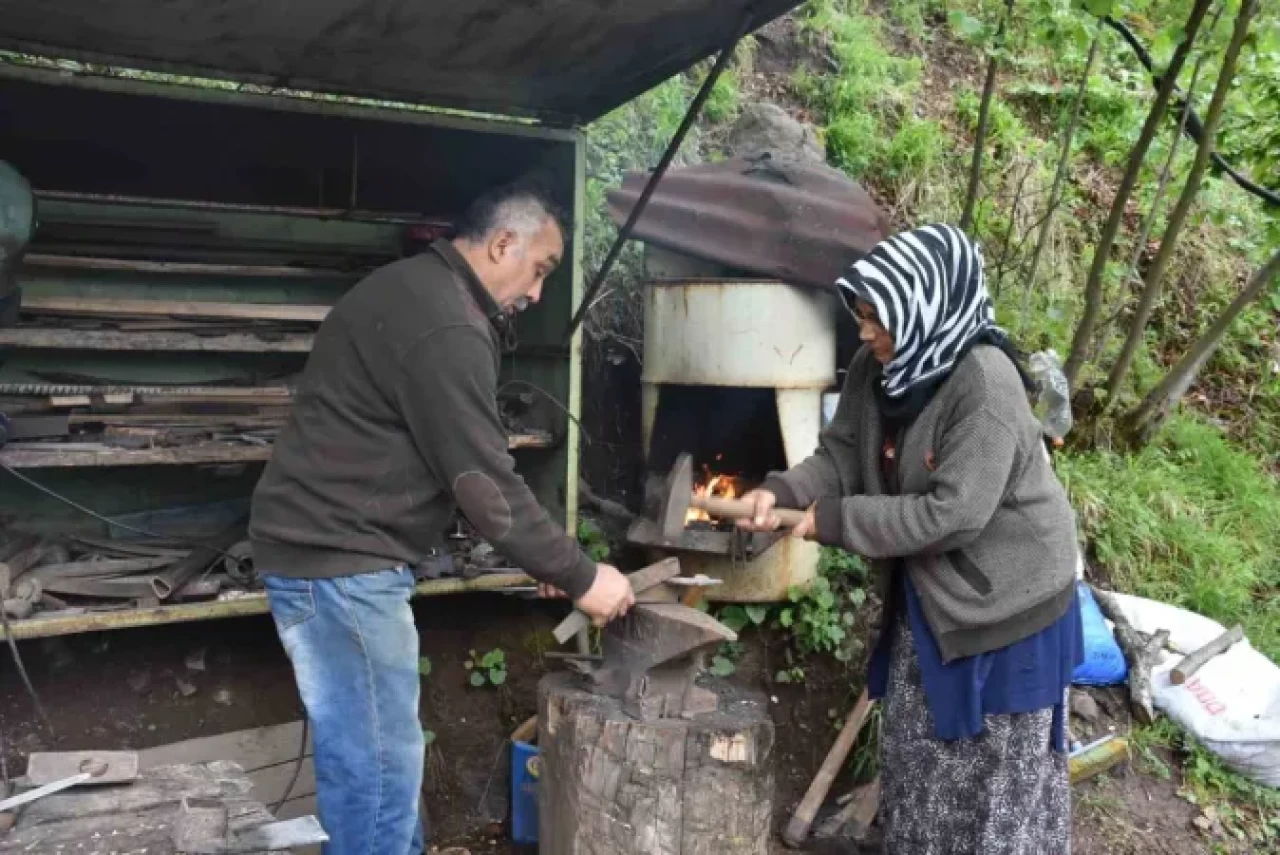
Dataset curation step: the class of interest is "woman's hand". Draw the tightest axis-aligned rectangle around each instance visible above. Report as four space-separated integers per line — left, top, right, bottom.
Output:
736 489 781 532
791 505 818 541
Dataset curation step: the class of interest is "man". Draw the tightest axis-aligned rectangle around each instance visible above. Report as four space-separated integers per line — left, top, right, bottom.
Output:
249 178 635 855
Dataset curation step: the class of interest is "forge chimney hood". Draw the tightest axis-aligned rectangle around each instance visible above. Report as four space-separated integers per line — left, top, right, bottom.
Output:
0 1 803 125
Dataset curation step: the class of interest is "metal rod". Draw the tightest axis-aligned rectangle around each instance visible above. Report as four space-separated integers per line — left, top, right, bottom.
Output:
0 773 91 812
32 189 448 227
563 13 752 342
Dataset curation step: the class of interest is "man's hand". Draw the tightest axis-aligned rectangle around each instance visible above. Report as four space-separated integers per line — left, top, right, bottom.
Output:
574 563 635 626
736 489 782 532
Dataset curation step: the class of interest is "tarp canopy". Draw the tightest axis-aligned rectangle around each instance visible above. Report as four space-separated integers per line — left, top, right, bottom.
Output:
0 1 802 125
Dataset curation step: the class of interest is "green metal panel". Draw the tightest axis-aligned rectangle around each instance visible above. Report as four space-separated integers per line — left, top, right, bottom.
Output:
0 69 585 545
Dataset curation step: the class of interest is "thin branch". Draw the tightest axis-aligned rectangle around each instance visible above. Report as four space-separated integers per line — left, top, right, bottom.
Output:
1123 247 1280 445
1062 0 1214 386
1103 0 1256 403
1023 23 1103 296
960 0 1016 232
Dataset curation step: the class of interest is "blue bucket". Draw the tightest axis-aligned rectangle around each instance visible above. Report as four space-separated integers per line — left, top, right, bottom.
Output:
511 741 540 845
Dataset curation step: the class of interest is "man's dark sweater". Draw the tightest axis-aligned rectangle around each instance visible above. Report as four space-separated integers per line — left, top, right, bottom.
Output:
249 240 598 600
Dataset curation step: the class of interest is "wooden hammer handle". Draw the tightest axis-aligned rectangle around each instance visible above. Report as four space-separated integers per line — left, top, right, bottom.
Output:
693 496 809 527
782 689 874 848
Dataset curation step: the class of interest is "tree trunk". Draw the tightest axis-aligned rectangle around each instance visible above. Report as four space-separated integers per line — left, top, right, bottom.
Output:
1122 247 1280 446
1103 0 1257 403
959 0 1016 233
1085 43 1208 370
537 671 775 854
1061 0 1214 387
1022 25 1102 298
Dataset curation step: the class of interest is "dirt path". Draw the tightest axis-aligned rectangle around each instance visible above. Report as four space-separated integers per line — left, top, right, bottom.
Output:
0 594 1238 853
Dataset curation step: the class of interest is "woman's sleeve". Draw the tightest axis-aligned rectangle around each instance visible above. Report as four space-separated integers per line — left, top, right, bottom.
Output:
761 364 864 509
814 399 1018 556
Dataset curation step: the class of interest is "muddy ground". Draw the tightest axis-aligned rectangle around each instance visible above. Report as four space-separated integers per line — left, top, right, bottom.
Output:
0 590 1243 854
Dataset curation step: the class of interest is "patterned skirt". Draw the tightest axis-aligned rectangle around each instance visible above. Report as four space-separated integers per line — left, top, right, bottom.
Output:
880 618 1072 855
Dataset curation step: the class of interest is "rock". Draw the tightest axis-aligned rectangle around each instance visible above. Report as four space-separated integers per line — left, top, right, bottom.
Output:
127 670 151 693
727 102 824 164
185 647 207 672
1070 692 1102 725
175 677 197 697
213 688 234 706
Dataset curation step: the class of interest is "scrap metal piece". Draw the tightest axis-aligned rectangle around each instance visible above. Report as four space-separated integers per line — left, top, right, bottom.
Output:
25 750 139 785
174 796 328 855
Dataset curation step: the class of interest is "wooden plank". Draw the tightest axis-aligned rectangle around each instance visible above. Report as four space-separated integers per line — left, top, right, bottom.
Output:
276 794 317 822
0 327 315 352
17 761 251 827
0 433 551 468
22 253 355 279
4 573 532 640
0 443 274 468
140 722 312 774
22 296 332 323
246 759 317 807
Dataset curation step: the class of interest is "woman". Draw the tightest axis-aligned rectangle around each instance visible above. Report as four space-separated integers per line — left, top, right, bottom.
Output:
740 223 1083 854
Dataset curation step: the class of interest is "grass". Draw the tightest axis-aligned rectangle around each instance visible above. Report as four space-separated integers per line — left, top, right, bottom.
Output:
1133 719 1280 848
1058 415 1280 662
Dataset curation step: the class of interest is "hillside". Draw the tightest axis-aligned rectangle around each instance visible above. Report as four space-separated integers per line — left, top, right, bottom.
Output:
577 0 1280 851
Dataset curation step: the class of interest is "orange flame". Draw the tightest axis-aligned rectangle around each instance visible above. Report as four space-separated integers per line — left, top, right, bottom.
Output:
686 463 743 524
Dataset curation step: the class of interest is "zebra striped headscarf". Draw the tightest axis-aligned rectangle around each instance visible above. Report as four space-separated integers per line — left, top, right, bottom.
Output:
837 223 1003 401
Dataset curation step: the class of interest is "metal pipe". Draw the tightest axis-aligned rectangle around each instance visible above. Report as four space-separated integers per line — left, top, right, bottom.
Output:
563 13 753 342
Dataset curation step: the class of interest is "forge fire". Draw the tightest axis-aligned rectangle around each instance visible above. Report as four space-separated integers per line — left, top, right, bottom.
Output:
686 462 753 527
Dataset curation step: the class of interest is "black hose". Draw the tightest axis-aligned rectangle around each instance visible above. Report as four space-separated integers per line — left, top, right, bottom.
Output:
0 606 54 736
272 718 309 815
1102 15 1280 209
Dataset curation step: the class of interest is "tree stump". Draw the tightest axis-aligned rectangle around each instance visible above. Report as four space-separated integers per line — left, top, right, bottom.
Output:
537 671 774 854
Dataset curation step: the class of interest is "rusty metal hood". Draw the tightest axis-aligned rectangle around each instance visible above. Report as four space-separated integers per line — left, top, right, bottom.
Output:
606 155 892 291
0 1 801 125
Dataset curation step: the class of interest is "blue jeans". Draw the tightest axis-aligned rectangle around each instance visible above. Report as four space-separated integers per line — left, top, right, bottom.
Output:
264 567 426 855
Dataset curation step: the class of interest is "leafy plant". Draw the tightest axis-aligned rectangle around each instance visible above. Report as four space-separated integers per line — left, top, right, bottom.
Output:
576 518 611 562
465 648 508 688
417 656 433 677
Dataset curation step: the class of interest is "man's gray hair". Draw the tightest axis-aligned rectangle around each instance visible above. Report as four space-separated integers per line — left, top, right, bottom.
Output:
454 177 569 244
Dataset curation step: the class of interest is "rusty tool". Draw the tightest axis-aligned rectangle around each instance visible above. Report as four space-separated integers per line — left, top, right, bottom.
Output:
0 751 138 812
570 602 738 721
657 453 807 538
551 557 681 644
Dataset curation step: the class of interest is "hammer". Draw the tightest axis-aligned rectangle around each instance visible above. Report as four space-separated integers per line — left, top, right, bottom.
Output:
657 453 807 538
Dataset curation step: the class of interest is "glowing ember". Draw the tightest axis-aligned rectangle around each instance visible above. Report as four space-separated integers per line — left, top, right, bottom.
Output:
686 464 744 524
